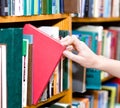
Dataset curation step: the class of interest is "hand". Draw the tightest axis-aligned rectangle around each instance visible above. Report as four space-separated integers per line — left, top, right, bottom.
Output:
60 35 99 68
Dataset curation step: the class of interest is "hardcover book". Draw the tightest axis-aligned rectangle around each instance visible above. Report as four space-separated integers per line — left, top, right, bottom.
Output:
0 28 23 108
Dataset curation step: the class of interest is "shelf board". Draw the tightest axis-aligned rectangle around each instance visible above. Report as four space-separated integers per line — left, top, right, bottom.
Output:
0 14 69 23
28 90 69 108
102 75 114 82
72 17 120 23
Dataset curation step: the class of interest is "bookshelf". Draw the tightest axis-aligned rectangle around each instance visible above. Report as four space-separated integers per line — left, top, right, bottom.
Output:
72 17 120 107
72 17 120 23
0 14 72 108
0 14 70 23
72 17 120 80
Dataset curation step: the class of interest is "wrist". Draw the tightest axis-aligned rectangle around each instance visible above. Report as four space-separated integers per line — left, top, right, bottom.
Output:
92 55 105 70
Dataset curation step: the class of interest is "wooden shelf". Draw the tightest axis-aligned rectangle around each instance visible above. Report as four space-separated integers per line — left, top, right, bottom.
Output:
25 90 69 108
72 17 120 23
102 75 114 82
0 14 69 23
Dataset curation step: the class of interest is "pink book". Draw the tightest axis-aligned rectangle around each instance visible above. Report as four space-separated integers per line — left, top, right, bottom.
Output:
23 24 65 105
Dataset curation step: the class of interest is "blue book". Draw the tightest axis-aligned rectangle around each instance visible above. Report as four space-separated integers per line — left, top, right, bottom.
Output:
38 0 41 15
52 0 56 14
60 0 64 13
31 0 34 15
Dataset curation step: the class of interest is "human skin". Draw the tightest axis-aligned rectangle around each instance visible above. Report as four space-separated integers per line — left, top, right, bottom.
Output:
60 35 120 78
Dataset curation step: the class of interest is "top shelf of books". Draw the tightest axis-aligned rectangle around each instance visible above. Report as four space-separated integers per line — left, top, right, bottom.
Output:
0 14 69 23
72 17 120 23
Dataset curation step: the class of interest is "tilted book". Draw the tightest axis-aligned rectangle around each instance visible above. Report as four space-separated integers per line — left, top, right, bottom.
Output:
23 24 65 105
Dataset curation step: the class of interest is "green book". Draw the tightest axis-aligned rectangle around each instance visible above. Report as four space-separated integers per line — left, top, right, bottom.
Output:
23 0 27 16
41 0 47 14
0 28 23 108
59 30 69 90
34 0 38 15
47 0 52 14
41 0 52 14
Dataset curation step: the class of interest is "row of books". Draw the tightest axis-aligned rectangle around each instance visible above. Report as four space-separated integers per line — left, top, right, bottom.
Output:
64 0 120 18
0 0 65 16
72 77 120 108
0 24 69 108
72 25 120 93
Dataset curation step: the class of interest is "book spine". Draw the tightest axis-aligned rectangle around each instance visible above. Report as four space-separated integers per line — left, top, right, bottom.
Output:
31 0 34 15
38 0 41 15
0 0 8 16
34 0 38 15
52 0 56 14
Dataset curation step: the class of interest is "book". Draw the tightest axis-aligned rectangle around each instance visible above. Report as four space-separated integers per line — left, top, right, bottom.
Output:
22 39 29 107
102 85 116 108
73 92 94 108
76 25 103 55
72 61 86 93
39 26 61 96
74 26 104 89
63 0 80 13
23 24 65 104
72 30 101 90
73 97 90 108
109 77 120 103
0 46 1 108
72 101 80 108
14 0 23 16
85 90 101 108
103 82 119 103
23 34 33 106
50 102 71 108
0 28 23 108
1 44 7 108
109 26 120 60
108 29 118 59
34 0 38 15
59 30 70 91
0 0 8 16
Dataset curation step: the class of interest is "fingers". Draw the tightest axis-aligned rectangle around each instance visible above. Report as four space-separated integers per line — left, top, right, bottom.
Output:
60 35 79 46
66 45 75 51
63 50 83 64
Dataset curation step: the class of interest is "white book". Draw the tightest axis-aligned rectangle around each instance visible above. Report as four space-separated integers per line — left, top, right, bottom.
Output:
38 26 59 39
93 0 99 17
14 0 23 16
22 39 29 108
0 46 2 108
50 102 71 108
111 0 120 17
1 45 7 108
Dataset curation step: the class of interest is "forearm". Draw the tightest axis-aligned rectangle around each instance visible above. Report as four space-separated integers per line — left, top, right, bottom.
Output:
94 55 120 78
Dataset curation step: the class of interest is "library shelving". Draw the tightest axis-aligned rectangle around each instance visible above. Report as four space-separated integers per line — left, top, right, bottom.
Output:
72 17 120 23
72 17 120 108
0 14 72 108
72 17 120 82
